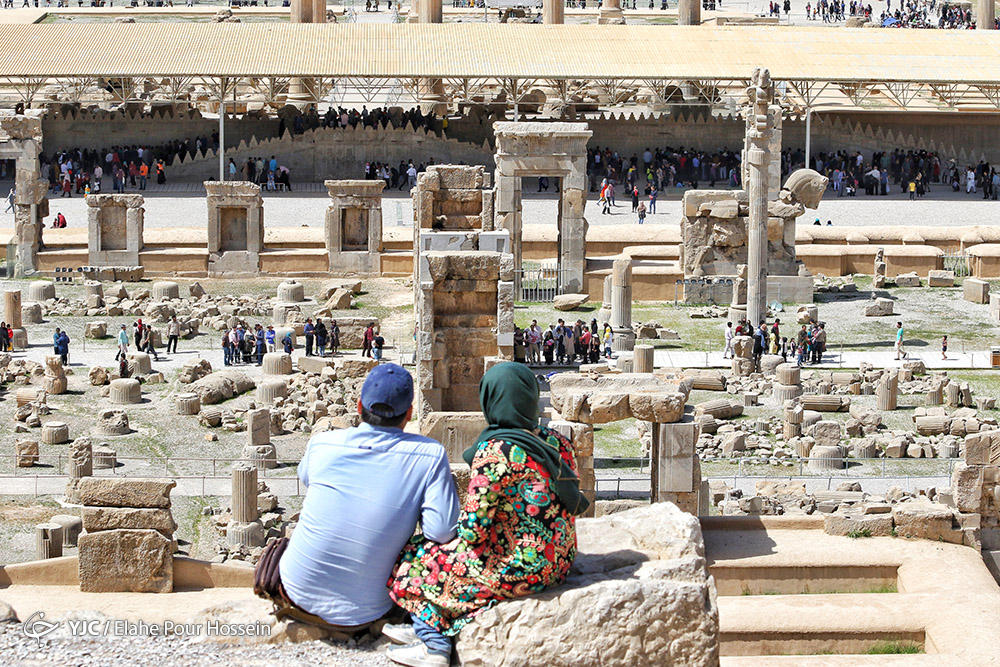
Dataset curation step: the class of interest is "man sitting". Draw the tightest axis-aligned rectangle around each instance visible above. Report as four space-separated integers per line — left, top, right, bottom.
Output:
276 364 460 634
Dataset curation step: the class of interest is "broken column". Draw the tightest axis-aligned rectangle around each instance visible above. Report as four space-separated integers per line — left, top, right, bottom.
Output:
64 438 93 503
205 181 264 277
876 370 898 411
87 194 144 266
542 0 564 23
598 0 625 22
743 68 776 328
634 345 654 373
728 264 748 323
226 464 265 548
731 336 754 376
5 290 26 349
78 478 176 593
773 362 802 404
610 258 635 353
324 180 384 275
242 407 276 470
927 378 944 406
783 400 804 439
35 523 63 560
43 355 67 395
651 416 706 516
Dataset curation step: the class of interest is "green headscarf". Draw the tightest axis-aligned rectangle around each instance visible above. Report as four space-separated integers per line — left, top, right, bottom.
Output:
463 362 590 517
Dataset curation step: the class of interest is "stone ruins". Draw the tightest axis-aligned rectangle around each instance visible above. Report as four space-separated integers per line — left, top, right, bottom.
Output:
87 194 145 267
205 181 265 277
324 179 384 275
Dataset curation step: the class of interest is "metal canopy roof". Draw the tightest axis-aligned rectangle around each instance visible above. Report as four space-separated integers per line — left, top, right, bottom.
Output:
0 23 999 110
0 23 995 82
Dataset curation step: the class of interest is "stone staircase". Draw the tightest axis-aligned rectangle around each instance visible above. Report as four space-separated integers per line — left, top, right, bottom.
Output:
703 515 1000 664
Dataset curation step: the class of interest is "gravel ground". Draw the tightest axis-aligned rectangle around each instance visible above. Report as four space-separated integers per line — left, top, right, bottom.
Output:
14 183 1000 230
0 623 391 667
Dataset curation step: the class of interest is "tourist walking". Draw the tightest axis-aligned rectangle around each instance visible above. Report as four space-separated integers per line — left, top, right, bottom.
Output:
723 321 734 359
894 321 906 360
116 324 129 361
362 323 376 358
166 315 179 354
330 320 341 355
941 335 948 360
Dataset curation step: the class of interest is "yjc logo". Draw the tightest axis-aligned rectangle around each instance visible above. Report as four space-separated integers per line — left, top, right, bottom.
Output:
22 611 59 646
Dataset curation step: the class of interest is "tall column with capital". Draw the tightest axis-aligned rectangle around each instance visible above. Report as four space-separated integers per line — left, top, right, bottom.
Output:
743 68 776 329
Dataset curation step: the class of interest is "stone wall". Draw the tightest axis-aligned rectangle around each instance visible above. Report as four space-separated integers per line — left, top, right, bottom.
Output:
162 124 492 182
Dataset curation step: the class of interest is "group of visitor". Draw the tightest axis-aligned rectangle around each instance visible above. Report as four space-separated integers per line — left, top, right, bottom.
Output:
364 159 426 191
229 155 293 191
722 318 827 367
46 146 166 197
300 317 348 358
512 319 613 366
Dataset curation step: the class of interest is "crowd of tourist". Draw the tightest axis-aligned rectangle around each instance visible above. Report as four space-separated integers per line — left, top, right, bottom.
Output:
512 319 616 366
723 318 828 367
362 158 432 191
288 105 442 135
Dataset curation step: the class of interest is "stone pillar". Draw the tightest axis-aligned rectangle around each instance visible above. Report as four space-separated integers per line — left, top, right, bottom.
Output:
231 464 259 524
542 0 564 23
36 523 63 559
5 290 21 329
597 274 613 324
610 259 635 352
312 0 326 22
598 0 625 22
743 69 776 328
978 0 994 28
650 417 703 515
2 114 48 278
420 0 442 22
678 0 700 24
767 108 782 200
876 370 898 411
634 344 654 373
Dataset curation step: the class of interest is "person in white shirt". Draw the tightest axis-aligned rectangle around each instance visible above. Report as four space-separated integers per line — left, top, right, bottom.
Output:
723 321 734 359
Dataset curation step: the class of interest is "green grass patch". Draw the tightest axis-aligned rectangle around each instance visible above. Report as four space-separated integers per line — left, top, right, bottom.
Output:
866 641 923 655
593 418 641 458
847 528 873 539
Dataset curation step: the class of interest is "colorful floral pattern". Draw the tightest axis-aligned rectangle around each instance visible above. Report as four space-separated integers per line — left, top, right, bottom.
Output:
388 426 579 635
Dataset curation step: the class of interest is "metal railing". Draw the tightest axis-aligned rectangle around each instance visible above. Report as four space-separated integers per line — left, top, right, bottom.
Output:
517 265 567 302
941 247 972 278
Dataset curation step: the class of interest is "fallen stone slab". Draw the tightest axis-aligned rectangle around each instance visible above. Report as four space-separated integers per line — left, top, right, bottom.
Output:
823 512 894 537
454 503 719 667
864 297 895 317
549 373 691 425
891 502 962 544
927 269 955 287
78 528 173 593
190 369 255 405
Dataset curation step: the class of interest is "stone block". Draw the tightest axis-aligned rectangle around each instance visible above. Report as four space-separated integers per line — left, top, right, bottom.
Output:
927 270 955 287
78 478 175 508
82 506 177 536
964 278 990 304
453 503 717 667
895 272 921 287
15 439 38 467
951 462 983 513
553 293 590 311
628 392 686 423
891 503 961 543
296 355 334 374
864 297 895 317
823 512 894 537
420 411 488 463
78 529 173 593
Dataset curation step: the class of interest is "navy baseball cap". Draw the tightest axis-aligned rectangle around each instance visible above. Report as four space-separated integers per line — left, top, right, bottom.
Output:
360 364 414 418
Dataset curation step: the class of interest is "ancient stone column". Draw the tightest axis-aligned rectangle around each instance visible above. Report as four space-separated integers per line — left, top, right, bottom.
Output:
743 69 776 329
5 290 22 329
610 258 635 352
263 352 293 375
678 0 700 24
978 0 994 29
231 464 259 524
175 393 201 415
634 345 654 373
542 0 564 23
597 274 613 324
926 381 943 406
420 0 443 22
876 370 898 411
256 379 288 405
598 0 625 22
36 523 63 559
808 445 844 471
109 378 142 404
41 422 70 445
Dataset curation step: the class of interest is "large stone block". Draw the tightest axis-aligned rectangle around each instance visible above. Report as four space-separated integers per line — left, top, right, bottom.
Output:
78 528 173 593
420 411 488 463
78 478 175 508
82 506 177 536
864 297 895 317
964 278 990 304
454 503 718 667
891 503 961 544
927 269 955 287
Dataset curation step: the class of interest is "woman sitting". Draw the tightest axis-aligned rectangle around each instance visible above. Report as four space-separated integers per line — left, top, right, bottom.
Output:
384 362 589 667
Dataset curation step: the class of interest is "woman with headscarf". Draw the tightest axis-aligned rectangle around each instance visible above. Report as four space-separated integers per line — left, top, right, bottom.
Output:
384 363 588 667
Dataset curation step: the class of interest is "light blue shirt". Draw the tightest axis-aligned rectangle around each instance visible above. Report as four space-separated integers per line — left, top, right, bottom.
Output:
279 422 459 626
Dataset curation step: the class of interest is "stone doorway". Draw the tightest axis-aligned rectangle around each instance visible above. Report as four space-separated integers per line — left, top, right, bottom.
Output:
98 207 127 251
493 122 592 295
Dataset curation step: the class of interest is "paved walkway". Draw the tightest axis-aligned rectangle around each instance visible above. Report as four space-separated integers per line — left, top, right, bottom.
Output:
652 348 997 370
